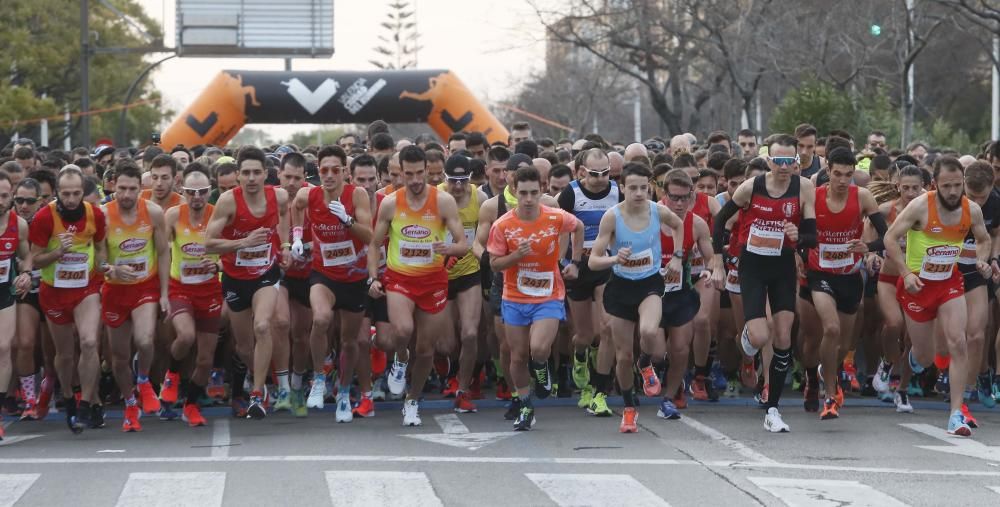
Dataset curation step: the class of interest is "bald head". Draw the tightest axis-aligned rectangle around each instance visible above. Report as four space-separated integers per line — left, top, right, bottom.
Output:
670 135 692 155
395 139 412 151
623 143 647 162
959 155 977 168
583 148 609 169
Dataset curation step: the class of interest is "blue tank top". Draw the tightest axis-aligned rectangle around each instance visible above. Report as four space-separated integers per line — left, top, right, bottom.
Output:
570 180 620 253
611 201 662 280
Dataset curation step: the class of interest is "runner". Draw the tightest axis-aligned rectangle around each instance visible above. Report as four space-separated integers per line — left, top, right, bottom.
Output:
711 135 818 433
367 145 469 426
12 178 45 421
101 162 171 432
141 154 185 209
0 172 34 440
883 156 993 436
487 165 583 431
803 148 886 420
588 164 688 432
29 165 109 433
206 146 291 420
688 168 723 401
292 145 372 423
439 154 488 413
162 165 223 427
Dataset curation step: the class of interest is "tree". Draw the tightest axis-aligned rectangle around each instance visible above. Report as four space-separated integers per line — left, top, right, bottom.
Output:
0 0 167 147
369 1 422 70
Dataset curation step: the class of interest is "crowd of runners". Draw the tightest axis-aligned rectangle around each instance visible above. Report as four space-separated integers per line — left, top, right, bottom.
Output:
1 120 999 439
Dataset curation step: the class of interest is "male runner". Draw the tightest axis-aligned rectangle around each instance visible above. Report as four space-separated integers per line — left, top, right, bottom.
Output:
711 135 817 433
142 154 185 209
884 156 993 436
12 178 44 420
368 145 468 426
292 145 372 423
488 165 582 431
0 173 33 439
207 146 290 420
29 166 108 433
688 168 723 401
588 163 686 432
162 166 223 427
101 162 171 431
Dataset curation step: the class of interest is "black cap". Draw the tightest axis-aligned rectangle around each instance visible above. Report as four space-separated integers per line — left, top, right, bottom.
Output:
445 154 471 177
506 153 533 171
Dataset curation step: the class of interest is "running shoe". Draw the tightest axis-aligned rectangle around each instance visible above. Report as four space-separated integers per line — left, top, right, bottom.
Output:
273 388 292 412
935 370 950 396
158 405 179 421
657 399 681 420
977 373 996 409
711 362 728 392
755 384 769 406
791 361 803 392
387 358 408 396
442 377 459 398
894 391 914 413
619 407 638 433
307 375 326 409
0 421 4 440
160 371 180 405
673 386 688 409
834 386 845 409
122 405 141 432
533 362 552 399
803 378 819 413
878 390 895 403
993 377 1000 405
335 392 353 423
513 406 535 431
843 361 861 392
820 398 839 420
35 379 53 420
724 379 739 398
572 350 590 389
577 384 595 409
372 376 388 401
89 404 105 428
65 403 84 435
402 399 422 426
471 373 485 400
961 403 978 428
587 392 612 417
19 401 37 421
947 409 972 436
454 391 477 413
639 365 661 397
689 374 709 401
247 391 266 420
207 369 226 400
495 377 512 401
908 350 925 375
137 382 161 414
230 396 248 418
764 407 790 433
873 360 892 394
907 377 925 397
740 358 757 389
353 394 375 418
504 397 522 421
181 403 206 427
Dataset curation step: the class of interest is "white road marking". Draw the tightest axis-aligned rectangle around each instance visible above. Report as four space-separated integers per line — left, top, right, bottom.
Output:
435 413 468 434
0 474 40 507
526 473 669 506
97 449 126 453
325 471 442 506
115 472 225 507
401 413 521 450
0 434 42 447
680 415 776 463
211 419 230 458
749 477 908 507
990 486 1000 496
900 423 1000 462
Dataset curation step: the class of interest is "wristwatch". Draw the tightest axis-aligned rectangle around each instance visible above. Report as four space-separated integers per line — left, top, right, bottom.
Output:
344 215 355 228
672 251 684 259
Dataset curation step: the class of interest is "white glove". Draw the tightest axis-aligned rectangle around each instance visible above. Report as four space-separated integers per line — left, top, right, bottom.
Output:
291 227 304 257
328 200 350 224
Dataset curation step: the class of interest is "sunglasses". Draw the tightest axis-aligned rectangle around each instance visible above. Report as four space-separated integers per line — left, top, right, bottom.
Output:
14 197 38 205
183 187 211 196
667 192 692 202
319 166 343 175
769 156 799 167
587 167 611 178
447 176 470 182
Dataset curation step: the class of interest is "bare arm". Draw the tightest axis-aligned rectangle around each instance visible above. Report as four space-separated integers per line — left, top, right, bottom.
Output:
349 186 373 244
291 186 309 230
205 192 242 254
472 197 497 260
16 217 31 273
438 191 468 257
150 204 171 300
884 195 925 278
368 194 394 280
587 209 618 271
658 203 685 275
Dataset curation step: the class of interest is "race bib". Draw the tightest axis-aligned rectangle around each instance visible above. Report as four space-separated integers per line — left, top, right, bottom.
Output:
517 270 554 297
725 268 741 294
180 260 214 284
398 240 433 266
919 245 960 281
54 262 88 288
619 249 655 276
116 256 149 280
689 247 705 275
958 238 977 266
235 243 272 267
446 227 476 246
818 243 854 269
660 266 682 293
320 240 357 267
582 239 595 257
0 258 10 284
746 223 784 256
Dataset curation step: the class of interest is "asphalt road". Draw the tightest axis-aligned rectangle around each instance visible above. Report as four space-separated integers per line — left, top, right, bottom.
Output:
2 395 1000 506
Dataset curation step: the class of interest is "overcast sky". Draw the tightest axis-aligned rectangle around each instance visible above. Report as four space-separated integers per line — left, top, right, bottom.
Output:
137 0 547 141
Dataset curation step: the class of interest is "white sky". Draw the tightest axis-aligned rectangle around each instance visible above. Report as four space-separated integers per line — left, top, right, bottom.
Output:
135 0 547 141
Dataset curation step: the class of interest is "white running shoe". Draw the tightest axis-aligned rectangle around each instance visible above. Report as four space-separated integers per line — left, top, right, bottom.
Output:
335 392 353 423
873 360 892 394
402 399 422 426
388 359 408 396
764 407 790 433
894 391 914 413
307 376 326 409
372 376 387 401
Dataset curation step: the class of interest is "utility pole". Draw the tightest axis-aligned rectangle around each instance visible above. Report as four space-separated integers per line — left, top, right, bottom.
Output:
992 33 998 140
80 0 91 147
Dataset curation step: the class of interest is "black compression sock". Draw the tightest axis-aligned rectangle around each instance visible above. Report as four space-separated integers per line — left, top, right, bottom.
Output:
767 347 792 409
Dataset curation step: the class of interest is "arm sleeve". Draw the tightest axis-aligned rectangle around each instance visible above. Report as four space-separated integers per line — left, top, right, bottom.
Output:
797 218 817 250
713 199 740 254
865 212 888 253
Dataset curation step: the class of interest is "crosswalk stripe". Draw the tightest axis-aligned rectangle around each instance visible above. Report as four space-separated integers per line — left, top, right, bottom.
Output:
989 486 1000 496
115 472 226 507
525 473 670 506
0 474 40 507
749 477 908 506
325 471 442 506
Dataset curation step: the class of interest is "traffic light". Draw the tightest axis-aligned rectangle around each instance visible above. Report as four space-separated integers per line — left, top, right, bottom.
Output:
870 24 882 36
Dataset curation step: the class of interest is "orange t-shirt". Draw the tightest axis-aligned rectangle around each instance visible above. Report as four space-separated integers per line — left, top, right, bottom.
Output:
140 189 183 209
487 205 577 304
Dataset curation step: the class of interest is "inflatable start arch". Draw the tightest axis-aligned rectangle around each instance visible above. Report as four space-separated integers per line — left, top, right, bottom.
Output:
161 69 509 148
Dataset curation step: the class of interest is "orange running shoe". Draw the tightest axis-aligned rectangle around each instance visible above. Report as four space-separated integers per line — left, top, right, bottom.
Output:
35 378 53 420
122 405 142 432
454 391 477 413
470 373 484 400
442 377 459 398
834 386 845 409
495 378 512 401
353 395 375 417
740 359 758 389
182 403 207 427
619 407 638 433
689 374 709 401
820 398 839 420
370 346 387 377
639 365 661 397
0 420 4 440
961 403 979 428
138 382 161 414
160 371 180 405
673 387 687 409
19 401 37 421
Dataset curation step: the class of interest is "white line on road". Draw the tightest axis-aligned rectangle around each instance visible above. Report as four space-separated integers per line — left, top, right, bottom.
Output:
211 419 231 458
434 413 468 434
115 472 226 507
749 477 908 507
0 474 40 507
989 486 1000 496
680 415 776 463
527 473 670 506
900 423 1000 462
326 471 442 506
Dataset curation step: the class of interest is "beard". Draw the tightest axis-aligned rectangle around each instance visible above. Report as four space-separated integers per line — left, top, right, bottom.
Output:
56 198 85 222
938 193 963 211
